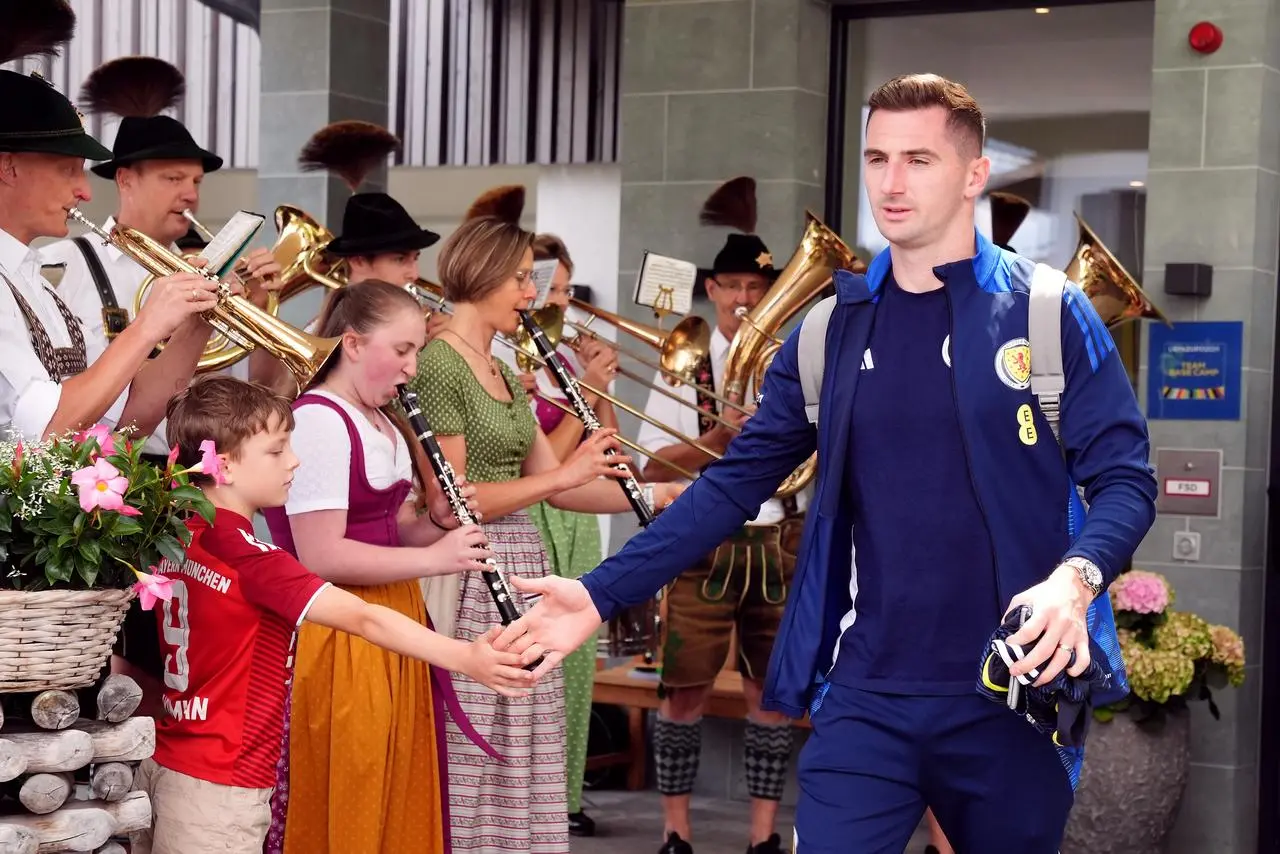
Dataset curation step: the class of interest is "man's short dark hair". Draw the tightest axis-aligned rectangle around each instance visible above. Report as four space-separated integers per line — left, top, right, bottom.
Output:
867 73 986 157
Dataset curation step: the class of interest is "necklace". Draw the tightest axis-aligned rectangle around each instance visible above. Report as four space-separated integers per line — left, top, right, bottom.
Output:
444 329 499 377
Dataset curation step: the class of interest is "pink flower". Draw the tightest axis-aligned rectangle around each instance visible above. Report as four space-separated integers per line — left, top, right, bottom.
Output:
166 444 180 470
1110 569 1171 615
195 439 227 486
76 424 116 457
132 567 175 611
70 458 131 514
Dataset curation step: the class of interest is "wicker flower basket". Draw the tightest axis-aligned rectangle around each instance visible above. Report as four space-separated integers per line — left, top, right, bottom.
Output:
0 588 135 692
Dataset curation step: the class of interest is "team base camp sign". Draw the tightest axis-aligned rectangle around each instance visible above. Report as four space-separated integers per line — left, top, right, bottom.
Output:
1146 321 1243 420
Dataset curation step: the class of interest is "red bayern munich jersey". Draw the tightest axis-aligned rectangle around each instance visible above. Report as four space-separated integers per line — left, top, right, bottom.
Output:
151 507 328 788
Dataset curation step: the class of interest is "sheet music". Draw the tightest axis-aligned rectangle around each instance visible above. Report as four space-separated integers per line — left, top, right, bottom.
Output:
632 251 696 316
530 258 559 309
198 211 265 278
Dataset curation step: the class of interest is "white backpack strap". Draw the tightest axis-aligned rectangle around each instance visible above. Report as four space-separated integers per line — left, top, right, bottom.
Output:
798 296 837 424
1029 262 1068 442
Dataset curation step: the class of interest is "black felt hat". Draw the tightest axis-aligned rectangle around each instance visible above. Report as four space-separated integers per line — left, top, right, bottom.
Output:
0 3 112 161
325 193 440 257
78 57 222 179
698 176 779 283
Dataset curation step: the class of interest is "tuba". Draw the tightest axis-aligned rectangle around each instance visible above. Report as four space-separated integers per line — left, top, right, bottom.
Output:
1065 213 1169 329
73 210 341 395
721 210 865 498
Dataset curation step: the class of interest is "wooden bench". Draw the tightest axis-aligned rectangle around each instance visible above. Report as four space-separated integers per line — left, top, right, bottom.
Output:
588 657 809 791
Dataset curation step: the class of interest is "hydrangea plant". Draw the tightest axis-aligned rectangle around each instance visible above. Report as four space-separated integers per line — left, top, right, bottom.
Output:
1100 569 1246 726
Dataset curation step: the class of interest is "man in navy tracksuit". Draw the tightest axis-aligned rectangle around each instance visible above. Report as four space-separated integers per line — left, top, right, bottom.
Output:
500 73 1157 853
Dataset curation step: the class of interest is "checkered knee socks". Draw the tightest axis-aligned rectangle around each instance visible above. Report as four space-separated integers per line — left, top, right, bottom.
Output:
744 721 793 801
653 716 702 796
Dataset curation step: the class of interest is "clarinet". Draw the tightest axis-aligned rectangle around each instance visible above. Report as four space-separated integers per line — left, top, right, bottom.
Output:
396 384 522 625
517 310 655 527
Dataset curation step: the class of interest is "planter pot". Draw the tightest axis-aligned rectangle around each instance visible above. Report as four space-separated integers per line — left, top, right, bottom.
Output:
1061 707 1190 854
0 588 135 692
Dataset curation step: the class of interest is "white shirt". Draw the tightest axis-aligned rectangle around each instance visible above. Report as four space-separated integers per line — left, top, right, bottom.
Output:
0 226 116 442
637 326 809 525
284 389 414 516
43 218 250 455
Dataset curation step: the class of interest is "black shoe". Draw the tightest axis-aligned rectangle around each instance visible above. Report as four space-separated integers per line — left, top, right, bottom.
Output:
659 831 694 854
568 811 596 837
746 833 784 854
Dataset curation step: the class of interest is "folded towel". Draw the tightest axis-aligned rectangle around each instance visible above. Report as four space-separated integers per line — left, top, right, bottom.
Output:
977 604 1114 748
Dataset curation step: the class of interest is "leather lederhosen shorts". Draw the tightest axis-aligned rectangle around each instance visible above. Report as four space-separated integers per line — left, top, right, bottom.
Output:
659 516 803 690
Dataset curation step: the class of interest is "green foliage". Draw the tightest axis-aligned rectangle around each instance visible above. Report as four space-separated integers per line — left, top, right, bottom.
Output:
0 428 213 590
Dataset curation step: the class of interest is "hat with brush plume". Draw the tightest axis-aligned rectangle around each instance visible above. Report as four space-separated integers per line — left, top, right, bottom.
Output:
300 120 440 256
0 0 112 161
79 56 222 178
699 176 780 282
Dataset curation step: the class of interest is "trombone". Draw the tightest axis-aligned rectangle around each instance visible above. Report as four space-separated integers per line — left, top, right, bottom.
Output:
406 287 711 481
70 209 341 396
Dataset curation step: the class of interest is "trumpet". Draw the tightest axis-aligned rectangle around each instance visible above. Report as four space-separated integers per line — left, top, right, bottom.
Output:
181 209 216 243
69 209 341 396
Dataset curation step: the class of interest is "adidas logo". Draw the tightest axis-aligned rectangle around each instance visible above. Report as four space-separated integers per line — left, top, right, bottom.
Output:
860 349 875 371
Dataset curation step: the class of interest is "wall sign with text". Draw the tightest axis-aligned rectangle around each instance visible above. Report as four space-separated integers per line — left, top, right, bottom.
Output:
1146 321 1243 420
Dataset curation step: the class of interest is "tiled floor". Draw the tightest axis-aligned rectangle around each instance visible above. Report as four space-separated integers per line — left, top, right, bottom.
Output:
571 790 933 854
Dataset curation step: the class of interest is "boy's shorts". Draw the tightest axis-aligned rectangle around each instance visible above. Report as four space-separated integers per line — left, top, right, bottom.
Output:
130 758 273 854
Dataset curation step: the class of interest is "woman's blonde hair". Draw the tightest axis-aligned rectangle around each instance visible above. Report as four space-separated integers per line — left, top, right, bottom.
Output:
437 215 534 303
532 233 574 277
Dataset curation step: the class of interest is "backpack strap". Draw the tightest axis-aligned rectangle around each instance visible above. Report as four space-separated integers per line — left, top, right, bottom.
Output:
1029 262 1068 443
798 295 837 425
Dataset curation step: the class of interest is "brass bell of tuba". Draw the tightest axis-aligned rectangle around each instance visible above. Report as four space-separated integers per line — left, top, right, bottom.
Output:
74 209 341 396
1065 213 1170 329
721 210 865 498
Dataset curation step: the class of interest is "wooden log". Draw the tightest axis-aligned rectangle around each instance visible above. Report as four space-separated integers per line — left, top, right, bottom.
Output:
28 693 78 732
71 719 154 764
99 790 149 834
0 808 112 852
93 677 141 724
17 772 73 815
88 763 132 803
0 739 27 783
1 731 94 774
0 825 37 854
93 845 125 854
0 793 150 853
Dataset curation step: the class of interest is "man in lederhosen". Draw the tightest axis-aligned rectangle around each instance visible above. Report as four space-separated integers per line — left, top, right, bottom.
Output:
44 56 283 431
637 178 808 854
0 12 223 448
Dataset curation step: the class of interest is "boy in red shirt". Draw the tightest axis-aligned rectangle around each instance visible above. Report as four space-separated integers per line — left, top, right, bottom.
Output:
131 376 535 854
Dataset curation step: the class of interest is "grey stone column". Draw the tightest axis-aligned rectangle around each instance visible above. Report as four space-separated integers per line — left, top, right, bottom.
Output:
617 0 831 308
1134 4 1280 851
611 0 829 555
256 0 390 289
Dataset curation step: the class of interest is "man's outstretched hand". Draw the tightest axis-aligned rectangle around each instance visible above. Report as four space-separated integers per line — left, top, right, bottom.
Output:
493 575 604 679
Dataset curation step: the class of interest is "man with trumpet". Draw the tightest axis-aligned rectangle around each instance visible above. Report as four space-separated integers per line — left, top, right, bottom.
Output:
630 178 806 854
0 14 223 447
44 56 283 436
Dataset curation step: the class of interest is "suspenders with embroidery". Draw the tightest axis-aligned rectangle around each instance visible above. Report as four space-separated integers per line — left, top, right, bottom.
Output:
1 273 88 380
72 236 130 340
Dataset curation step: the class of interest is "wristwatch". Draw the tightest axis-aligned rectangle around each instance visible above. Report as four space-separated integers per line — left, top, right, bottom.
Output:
1061 556 1103 598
